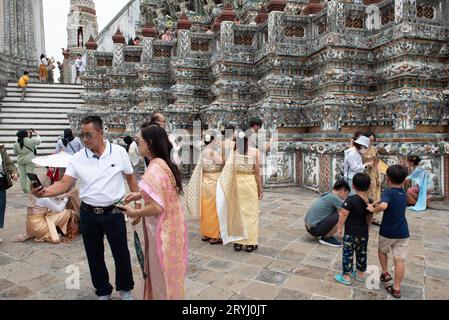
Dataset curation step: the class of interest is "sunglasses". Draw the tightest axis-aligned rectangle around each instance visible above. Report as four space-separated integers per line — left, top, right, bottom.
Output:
79 132 95 140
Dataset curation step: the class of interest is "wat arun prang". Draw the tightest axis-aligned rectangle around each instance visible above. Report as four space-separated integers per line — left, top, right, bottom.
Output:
0 0 46 96
69 0 449 200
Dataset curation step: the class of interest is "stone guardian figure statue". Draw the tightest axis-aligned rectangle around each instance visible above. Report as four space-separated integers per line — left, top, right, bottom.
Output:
365 4 381 31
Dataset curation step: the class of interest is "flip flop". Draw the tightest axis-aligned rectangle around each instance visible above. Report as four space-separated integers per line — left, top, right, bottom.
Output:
334 274 352 286
350 271 365 283
202 236 211 242
234 244 243 252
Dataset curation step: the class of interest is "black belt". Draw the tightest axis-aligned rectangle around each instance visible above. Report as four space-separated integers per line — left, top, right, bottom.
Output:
81 202 117 215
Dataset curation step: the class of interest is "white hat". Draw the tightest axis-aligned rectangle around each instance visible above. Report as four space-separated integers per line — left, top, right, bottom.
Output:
32 152 73 168
354 136 371 148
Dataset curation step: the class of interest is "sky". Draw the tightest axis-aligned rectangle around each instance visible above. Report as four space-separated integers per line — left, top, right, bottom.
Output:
43 0 130 81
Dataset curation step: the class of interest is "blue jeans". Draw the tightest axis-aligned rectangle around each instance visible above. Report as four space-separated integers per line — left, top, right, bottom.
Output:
344 177 355 195
80 205 134 296
0 189 5 229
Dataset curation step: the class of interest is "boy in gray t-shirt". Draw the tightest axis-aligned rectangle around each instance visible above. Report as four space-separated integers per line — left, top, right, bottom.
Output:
305 180 350 247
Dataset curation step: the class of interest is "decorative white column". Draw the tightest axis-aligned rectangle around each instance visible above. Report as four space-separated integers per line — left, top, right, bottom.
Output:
112 28 126 67
141 22 156 63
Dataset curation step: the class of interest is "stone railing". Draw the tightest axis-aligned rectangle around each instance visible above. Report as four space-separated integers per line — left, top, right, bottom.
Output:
95 52 113 68
123 46 142 64
189 32 214 55
152 40 175 59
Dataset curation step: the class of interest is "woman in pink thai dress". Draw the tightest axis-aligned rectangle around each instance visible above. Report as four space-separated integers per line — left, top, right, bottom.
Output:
123 124 188 300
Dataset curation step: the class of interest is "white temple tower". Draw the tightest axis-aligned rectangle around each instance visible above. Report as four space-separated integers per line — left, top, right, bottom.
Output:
65 0 98 83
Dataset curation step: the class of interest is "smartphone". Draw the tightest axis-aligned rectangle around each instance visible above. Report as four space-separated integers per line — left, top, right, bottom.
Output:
113 198 127 211
114 205 127 211
26 173 42 188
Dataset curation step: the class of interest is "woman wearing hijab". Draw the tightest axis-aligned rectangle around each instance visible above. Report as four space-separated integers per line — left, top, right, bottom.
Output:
54 129 84 155
13 129 41 193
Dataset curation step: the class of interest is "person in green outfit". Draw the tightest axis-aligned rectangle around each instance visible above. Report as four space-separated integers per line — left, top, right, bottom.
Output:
13 129 41 193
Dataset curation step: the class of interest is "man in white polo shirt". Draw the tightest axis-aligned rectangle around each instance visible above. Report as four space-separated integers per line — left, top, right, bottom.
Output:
32 116 139 300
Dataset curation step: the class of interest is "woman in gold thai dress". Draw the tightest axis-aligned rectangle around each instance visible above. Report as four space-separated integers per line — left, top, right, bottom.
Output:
362 131 382 225
217 129 263 253
16 173 80 243
186 133 224 245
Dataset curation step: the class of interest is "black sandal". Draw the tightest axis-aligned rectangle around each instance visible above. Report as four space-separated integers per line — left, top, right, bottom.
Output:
209 238 223 245
380 272 392 282
202 236 211 242
234 244 243 252
245 245 258 253
385 285 401 299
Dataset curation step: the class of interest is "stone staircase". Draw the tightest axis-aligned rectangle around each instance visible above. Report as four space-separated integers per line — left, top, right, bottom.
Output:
0 83 84 160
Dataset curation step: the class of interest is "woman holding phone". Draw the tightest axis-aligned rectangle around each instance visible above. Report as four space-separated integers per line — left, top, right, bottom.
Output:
121 124 188 300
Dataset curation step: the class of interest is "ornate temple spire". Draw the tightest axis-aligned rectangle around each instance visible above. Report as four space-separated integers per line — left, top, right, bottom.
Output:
363 0 383 4
112 28 126 44
85 35 98 50
67 0 98 50
255 5 269 24
142 22 157 38
300 0 324 16
177 13 192 30
212 3 236 31
267 0 286 13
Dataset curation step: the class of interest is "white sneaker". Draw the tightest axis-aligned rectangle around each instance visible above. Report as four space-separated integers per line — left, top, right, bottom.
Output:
98 294 112 300
119 290 133 300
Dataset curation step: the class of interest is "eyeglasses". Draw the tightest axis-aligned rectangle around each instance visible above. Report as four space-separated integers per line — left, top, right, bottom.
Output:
79 132 95 140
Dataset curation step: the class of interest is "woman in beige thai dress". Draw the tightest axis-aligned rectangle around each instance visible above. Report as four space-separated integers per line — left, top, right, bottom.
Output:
186 132 224 245
16 172 80 243
217 129 263 253
362 131 382 225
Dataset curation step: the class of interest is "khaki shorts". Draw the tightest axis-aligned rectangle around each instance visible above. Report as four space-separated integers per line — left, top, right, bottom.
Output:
378 236 409 260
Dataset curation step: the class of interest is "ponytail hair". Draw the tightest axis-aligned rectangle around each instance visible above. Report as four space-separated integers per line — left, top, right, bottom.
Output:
62 129 75 147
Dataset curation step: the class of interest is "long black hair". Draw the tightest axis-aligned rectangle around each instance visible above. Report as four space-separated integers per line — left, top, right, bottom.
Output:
62 129 75 147
141 125 183 194
235 128 251 156
123 136 133 153
221 124 235 140
364 131 376 141
16 129 28 149
407 156 421 166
